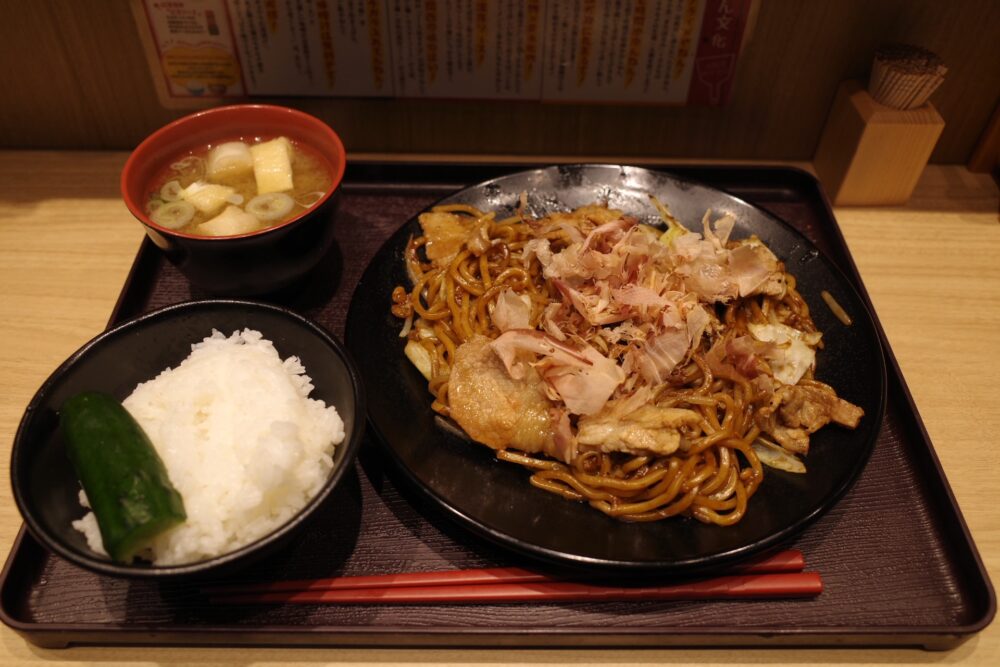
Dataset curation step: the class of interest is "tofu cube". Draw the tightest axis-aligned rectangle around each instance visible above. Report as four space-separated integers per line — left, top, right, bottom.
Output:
180 182 236 215
196 205 261 236
250 137 294 194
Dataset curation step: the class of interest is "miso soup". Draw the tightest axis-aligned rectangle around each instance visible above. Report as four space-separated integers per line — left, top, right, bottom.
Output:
145 136 332 237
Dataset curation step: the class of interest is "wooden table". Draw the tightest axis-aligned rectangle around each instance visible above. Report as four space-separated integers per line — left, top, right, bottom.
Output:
0 151 997 665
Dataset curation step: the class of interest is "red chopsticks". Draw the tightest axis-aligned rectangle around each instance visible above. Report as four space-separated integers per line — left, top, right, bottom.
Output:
206 548 820 605
210 572 821 604
205 547 804 594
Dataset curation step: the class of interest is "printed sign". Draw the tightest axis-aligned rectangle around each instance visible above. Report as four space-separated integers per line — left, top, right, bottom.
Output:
135 0 753 105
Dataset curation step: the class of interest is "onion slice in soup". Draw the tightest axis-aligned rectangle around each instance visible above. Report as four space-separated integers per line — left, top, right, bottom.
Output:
160 180 182 202
207 141 253 182
246 192 295 222
150 201 195 230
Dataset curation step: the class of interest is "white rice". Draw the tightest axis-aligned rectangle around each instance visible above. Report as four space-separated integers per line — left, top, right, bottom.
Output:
72 328 345 565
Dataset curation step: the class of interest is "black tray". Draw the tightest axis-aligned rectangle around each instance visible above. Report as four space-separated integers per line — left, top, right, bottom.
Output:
1 163 993 650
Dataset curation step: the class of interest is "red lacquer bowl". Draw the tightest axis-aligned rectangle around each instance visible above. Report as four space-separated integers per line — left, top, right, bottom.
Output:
121 104 346 296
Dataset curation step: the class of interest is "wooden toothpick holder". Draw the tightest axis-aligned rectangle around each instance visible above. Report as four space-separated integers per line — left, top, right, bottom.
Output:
814 80 944 206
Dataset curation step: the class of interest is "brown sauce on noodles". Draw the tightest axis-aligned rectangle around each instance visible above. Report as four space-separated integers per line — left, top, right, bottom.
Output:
391 201 861 526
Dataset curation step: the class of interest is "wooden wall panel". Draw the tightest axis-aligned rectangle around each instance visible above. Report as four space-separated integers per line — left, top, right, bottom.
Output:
1 0 997 162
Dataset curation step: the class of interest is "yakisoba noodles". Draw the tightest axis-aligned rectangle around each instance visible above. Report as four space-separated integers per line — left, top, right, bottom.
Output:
391 198 863 526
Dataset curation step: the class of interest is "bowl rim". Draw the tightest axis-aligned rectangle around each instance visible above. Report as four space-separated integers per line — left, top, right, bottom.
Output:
120 104 347 241
10 298 366 578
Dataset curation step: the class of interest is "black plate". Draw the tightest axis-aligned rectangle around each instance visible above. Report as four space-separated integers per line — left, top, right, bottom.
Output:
346 164 886 574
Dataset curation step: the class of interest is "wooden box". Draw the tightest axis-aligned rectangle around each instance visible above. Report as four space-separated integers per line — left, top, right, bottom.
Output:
814 80 944 206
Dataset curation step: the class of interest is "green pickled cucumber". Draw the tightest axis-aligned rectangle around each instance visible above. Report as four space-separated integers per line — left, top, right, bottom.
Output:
60 391 186 563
